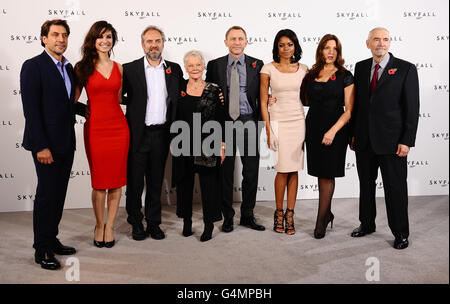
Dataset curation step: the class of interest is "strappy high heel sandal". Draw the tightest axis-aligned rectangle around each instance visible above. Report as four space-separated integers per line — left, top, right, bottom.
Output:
284 208 295 235
273 209 284 233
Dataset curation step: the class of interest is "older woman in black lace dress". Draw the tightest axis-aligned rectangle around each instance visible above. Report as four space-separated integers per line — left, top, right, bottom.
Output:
171 50 225 242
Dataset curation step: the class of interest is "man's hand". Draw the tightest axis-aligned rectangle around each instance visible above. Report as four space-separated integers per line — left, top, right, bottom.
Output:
219 92 225 105
396 144 410 157
37 148 54 164
268 94 277 106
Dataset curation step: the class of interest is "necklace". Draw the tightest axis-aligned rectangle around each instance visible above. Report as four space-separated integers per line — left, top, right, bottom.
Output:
188 80 206 90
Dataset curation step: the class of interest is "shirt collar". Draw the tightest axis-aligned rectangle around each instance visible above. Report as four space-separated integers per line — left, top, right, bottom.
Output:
228 53 245 67
144 56 166 69
44 49 69 66
372 52 390 70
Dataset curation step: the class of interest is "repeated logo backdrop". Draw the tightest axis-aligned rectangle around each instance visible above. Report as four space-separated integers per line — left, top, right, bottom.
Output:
0 0 448 212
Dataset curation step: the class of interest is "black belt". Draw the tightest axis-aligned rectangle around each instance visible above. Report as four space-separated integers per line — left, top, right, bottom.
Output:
237 113 255 121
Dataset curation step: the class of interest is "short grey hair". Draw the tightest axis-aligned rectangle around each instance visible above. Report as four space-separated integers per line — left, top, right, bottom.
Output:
141 25 165 42
183 50 205 68
367 27 390 40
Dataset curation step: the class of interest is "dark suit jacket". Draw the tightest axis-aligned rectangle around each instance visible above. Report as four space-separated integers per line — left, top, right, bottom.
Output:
122 57 184 153
205 54 264 121
20 51 84 154
351 53 420 154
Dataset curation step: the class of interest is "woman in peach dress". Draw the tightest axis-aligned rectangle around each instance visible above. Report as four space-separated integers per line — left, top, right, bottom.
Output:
260 29 307 235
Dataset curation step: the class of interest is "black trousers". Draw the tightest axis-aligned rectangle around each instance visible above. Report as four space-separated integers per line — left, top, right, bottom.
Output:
126 126 169 225
221 116 260 219
176 160 222 223
355 145 409 238
32 149 74 254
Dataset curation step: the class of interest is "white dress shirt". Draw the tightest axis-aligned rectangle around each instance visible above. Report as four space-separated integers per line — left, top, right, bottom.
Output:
144 57 168 126
370 52 390 81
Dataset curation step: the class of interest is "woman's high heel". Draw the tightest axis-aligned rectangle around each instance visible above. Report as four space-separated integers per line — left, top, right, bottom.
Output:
328 212 334 229
273 209 284 233
93 226 105 248
314 212 334 239
284 208 295 235
104 224 115 248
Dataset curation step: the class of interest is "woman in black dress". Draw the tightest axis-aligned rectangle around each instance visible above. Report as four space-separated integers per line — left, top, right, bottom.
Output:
300 34 355 239
171 50 225 242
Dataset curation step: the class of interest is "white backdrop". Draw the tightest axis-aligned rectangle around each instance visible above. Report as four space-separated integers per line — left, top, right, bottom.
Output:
0 0 448 212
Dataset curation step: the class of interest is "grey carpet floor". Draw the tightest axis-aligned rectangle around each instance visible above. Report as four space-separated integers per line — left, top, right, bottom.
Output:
0 195 448 284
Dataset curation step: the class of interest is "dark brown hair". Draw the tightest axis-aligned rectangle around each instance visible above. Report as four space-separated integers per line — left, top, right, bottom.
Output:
225 26 247 39
74 21 118 87
308 34 346 80
40 19 70 47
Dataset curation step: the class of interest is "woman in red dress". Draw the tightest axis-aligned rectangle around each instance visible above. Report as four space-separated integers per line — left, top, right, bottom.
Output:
74 21 129 248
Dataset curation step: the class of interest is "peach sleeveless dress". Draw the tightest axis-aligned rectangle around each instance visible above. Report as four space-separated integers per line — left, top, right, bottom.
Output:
260 62 307 172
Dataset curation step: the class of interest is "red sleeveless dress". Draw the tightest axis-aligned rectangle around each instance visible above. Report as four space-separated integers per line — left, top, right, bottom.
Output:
84 62 129 189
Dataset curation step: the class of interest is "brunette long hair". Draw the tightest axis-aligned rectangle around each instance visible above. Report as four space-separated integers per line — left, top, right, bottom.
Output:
74 21 117 87
308 34 346 80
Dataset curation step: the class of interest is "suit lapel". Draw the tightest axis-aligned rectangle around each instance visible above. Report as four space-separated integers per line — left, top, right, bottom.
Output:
66 63 75 101
41 51 70 101
217 56 228 102
137 57 148 98
163 61 172 95
245 55 256 90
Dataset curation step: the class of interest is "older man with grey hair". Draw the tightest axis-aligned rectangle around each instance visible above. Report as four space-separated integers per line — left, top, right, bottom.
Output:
349 27 420 249
122 25 184 241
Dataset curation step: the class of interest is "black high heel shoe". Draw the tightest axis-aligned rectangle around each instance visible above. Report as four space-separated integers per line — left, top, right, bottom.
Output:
104 224 115 248
93 226 105 248
314 212 334 239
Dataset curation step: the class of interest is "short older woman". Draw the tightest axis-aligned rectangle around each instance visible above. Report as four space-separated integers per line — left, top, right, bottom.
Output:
171 50 225 242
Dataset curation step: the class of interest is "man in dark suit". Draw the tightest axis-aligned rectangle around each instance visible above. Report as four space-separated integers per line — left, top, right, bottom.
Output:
122 26 183 241
20 19 85 270
350 27 420 249
206 26 265 232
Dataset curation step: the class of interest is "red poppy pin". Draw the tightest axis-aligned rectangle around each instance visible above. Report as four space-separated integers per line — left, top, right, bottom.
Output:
166 66 172 74
252 61 257 68
181 91 186 97
388 68 397 75
330 74 336 81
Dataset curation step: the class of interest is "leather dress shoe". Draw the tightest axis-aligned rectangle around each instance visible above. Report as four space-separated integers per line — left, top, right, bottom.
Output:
146 223 165 240
221 218 234 233
240 216 265 231
394 236 409 249
132 223 147 241
35 251 61 270
52 239 76 255
351 225 375 237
